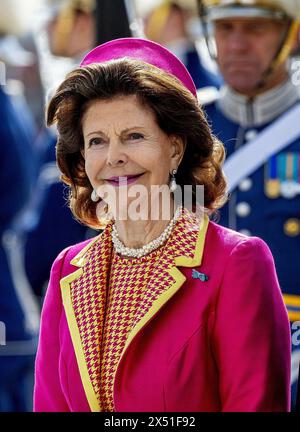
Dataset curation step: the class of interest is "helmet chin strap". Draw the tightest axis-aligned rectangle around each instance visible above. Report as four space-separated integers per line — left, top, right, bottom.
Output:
256 19 299 92
197 0 216 59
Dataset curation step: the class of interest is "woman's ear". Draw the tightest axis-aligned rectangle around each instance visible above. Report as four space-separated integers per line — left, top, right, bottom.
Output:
170 135 186 166
80 148 85 159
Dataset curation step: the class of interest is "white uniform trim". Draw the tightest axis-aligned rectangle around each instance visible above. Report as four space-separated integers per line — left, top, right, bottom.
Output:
223 103 300 193
218 81 300 127
197 86 220 106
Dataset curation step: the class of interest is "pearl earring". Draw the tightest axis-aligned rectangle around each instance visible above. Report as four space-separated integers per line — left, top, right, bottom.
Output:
91 189 100 202
169 169 177 193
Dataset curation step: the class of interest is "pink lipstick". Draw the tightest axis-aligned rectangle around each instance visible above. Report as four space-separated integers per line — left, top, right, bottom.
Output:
105 173 144 187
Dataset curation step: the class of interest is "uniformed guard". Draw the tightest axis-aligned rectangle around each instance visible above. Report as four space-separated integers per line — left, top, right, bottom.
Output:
199 0 300 409
46 0 96 58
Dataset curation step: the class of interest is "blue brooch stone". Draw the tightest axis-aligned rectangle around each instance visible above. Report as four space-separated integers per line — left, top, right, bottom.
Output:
192 269 209 282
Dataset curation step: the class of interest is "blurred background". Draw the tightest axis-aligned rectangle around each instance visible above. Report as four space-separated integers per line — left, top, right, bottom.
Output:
0 0 299 412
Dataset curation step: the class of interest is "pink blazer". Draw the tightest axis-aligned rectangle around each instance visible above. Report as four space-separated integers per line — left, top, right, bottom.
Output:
34 215 291 412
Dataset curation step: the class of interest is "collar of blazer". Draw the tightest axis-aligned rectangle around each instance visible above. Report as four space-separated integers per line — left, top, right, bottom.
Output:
60 208 209 412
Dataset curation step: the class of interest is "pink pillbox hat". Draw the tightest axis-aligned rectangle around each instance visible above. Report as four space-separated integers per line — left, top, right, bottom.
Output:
80 37 197 97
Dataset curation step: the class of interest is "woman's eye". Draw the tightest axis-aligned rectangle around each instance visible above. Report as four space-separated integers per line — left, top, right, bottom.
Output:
128 133 144 140
88 137 104 147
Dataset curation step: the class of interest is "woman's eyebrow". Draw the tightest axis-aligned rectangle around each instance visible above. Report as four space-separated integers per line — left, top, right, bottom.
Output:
86 126 147 137
121 126 147 134
86 130 106 137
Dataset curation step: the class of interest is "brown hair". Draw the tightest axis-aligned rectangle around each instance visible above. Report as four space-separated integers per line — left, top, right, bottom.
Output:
47 58 227 228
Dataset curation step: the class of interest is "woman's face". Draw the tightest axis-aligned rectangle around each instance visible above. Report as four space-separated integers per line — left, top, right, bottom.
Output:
82 95 184 218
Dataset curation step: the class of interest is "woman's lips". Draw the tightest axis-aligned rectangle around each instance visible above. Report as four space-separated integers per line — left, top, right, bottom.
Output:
105 173 144 187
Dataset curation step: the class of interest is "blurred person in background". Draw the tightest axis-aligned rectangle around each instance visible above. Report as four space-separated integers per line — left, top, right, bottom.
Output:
135 0 221 89
24 0 98 301
0 0 40 163
2 0 46 136
46 0 96 60
200 0 300 409
0 0 41 412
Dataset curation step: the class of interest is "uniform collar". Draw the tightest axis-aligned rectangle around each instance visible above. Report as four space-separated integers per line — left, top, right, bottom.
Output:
218 79 300 127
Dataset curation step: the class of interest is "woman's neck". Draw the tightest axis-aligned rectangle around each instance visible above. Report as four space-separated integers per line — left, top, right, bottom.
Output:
113 200 176 249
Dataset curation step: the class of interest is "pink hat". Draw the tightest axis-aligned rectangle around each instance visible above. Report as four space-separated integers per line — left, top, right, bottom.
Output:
80 37 197 97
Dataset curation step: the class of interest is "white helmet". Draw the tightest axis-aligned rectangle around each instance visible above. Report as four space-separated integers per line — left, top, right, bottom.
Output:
135 0 198 18
202 0 300 20
201 0 300 71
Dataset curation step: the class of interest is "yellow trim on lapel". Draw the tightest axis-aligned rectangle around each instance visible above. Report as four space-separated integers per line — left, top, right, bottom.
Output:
60 233 104 412
112 214 209 402
70 235 100 267
123 266 187 353
123 214 208 350
175 214 208 268
60 269 100 412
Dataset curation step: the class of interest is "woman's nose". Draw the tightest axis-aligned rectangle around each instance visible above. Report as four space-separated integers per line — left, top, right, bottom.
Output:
106 140 127 167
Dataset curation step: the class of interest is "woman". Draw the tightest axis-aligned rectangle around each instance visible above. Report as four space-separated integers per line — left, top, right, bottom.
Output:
34 38 291 412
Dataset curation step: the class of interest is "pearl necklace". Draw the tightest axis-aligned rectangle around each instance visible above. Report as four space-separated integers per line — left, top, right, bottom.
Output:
111 207 182 258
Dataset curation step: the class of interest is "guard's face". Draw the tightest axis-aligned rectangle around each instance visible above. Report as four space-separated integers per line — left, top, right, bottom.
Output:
82 95 184 219
213 17 288 94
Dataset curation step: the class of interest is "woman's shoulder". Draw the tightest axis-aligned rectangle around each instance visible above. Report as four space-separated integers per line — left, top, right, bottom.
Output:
51 235 101 278
204 222 279 299
206 220 273 262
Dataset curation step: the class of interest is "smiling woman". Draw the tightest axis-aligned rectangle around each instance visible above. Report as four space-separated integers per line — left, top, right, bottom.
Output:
34 38 291 412
47 53 226 230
